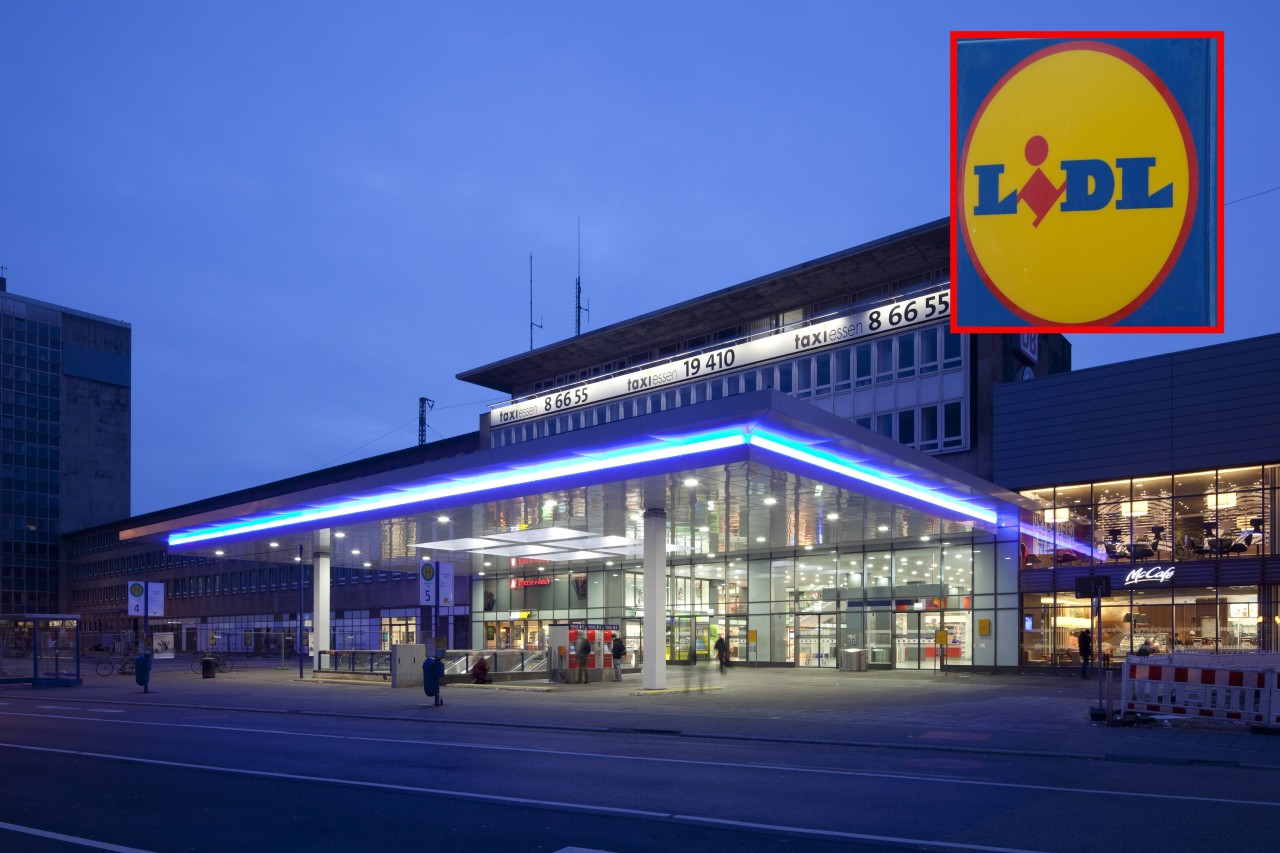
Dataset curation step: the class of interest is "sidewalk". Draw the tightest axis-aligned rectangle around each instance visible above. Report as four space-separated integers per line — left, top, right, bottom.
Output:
9 658 1280 770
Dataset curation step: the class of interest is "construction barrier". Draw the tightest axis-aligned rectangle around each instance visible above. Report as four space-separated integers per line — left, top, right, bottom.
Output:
1120 653 1277 725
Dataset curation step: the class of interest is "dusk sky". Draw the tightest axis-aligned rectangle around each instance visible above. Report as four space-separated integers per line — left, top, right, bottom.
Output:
3 3 1276 516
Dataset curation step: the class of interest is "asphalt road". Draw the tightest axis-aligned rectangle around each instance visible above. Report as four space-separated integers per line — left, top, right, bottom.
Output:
3 685 1278 853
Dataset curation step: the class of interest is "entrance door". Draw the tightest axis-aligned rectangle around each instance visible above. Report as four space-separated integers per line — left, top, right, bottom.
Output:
894 611 945 670
795 613 839 667
669 615 710 662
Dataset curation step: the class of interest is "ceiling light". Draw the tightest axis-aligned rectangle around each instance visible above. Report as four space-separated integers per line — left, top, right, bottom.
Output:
699 526 710 533
269 542 279 548
351 549 360 555
763 497 777 506
756 536 766 543
920 536 930 542
483 561 492 567
878 525 889 532
437 515 450 523
334 532 346 539
363 562 372 568
293 556 301 562
214 550 224 556
478 571 486 576
827 513 839 520
684 478 699 487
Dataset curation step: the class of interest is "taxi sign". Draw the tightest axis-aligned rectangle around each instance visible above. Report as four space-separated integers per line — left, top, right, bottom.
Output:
952 32 1222 332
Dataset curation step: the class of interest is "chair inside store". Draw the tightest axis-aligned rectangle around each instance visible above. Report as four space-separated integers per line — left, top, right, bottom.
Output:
1104 530 1129 561
1129 540 1155 561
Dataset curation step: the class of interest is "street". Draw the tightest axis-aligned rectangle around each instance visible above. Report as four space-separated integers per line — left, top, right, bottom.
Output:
2 665 1278 852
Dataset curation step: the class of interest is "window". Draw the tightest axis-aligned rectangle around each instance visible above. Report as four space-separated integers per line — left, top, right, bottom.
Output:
777 363 793 394
875 339 894 384
897 333 916 379
919 327 939 375
943 329 963 370
898 410 916 446
920 405 939 451
856 416 872 430
854 344 872 387
876 413 893 438
742 371 757 393
796 357 812 397
834 348 851 391
943 401 963 448
814 353 831 394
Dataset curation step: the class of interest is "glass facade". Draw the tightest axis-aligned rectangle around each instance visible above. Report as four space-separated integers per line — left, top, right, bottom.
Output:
1019 464 1280 668
470 531 1020 670
1 306 63 613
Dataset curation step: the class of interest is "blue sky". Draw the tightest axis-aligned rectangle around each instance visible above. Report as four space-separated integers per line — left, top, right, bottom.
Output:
3 2 1276 515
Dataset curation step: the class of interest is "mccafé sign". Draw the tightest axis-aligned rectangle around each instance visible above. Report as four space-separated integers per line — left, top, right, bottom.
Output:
952 33 1222 332
1124 565 1176 586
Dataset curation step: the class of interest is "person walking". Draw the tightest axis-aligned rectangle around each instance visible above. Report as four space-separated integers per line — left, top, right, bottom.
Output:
575 633 591 683
611 633 625 681
1078 628 1093 679
713 635 728 674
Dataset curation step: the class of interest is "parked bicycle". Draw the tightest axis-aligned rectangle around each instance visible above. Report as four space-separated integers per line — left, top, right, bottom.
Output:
191 652 235 674
95 655 136 677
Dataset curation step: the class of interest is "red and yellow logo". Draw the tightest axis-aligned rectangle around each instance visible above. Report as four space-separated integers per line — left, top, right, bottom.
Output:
958 41 1198 326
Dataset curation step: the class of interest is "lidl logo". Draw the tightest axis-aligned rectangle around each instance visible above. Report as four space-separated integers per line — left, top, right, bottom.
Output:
952 34 1222 331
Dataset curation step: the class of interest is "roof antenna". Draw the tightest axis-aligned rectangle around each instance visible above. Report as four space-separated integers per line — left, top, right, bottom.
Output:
529 253 542 351
418 396 434 446
574 218 589 336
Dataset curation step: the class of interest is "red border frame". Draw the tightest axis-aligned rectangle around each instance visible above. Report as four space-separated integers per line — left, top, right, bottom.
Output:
950 31 1225 334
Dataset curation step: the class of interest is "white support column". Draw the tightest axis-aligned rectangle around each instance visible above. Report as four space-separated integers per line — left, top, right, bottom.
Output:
312 548 331 672
642 507 667 690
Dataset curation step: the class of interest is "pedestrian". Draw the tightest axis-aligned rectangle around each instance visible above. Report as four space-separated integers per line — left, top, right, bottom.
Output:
575 633 591 683
1136 638 1154 656
471 656 492 684
134 650 153 694
1078 629 1092 679
713 635 728 674
611 633 625 682
423 653 445 706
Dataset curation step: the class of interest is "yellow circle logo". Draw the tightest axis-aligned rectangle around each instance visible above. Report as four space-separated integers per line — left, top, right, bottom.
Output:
958 41 1197 325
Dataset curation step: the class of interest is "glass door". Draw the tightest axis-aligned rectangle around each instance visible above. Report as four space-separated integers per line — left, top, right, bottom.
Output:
795 613 840 667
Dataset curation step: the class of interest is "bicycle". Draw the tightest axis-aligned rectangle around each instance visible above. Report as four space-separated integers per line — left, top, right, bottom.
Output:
95 655 136 677
191 652 235 674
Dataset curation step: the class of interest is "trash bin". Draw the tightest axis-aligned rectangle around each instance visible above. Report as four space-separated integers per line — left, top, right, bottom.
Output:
839 649 868 671
201 657 216 679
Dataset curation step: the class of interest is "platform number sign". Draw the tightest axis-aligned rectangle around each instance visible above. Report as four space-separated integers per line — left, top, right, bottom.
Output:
128 581 146 615
419 561 436 605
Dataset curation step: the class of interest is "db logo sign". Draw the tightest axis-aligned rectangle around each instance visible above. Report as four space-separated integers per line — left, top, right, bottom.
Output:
952 34 1221 331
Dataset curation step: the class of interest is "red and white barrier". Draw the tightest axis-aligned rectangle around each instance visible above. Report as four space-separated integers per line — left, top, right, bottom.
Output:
1121 657 1274 724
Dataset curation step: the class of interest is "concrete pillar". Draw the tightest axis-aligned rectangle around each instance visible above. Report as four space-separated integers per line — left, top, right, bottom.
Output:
643 507 667 690
312 548 331 672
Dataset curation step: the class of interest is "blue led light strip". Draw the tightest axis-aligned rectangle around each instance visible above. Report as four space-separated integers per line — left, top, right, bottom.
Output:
168 433 747 546
746 430 998 525
169 422 1007 547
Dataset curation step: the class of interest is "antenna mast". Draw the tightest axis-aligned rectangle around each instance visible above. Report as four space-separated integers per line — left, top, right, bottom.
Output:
418 396 434 446
574 218 589 336
529 253 542 350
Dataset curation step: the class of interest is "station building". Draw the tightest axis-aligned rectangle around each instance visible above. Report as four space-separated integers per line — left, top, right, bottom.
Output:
61 219 1280 677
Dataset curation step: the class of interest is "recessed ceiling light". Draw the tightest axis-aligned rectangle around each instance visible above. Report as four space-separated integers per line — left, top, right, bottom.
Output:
699 526 710 533
269 542 279 548
878 525 889 532
436 515 450 524
763 497 777 506
827 513 839 520
334 532 346 539
483 561 492 567
293 556 302 562
478 571 486 576
214 550 224 556
363 562 372 568
920 536 931 542
756 536 766 543
684 478 699 487
606 561 614 566
351 549 360 555
804 545 813 551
